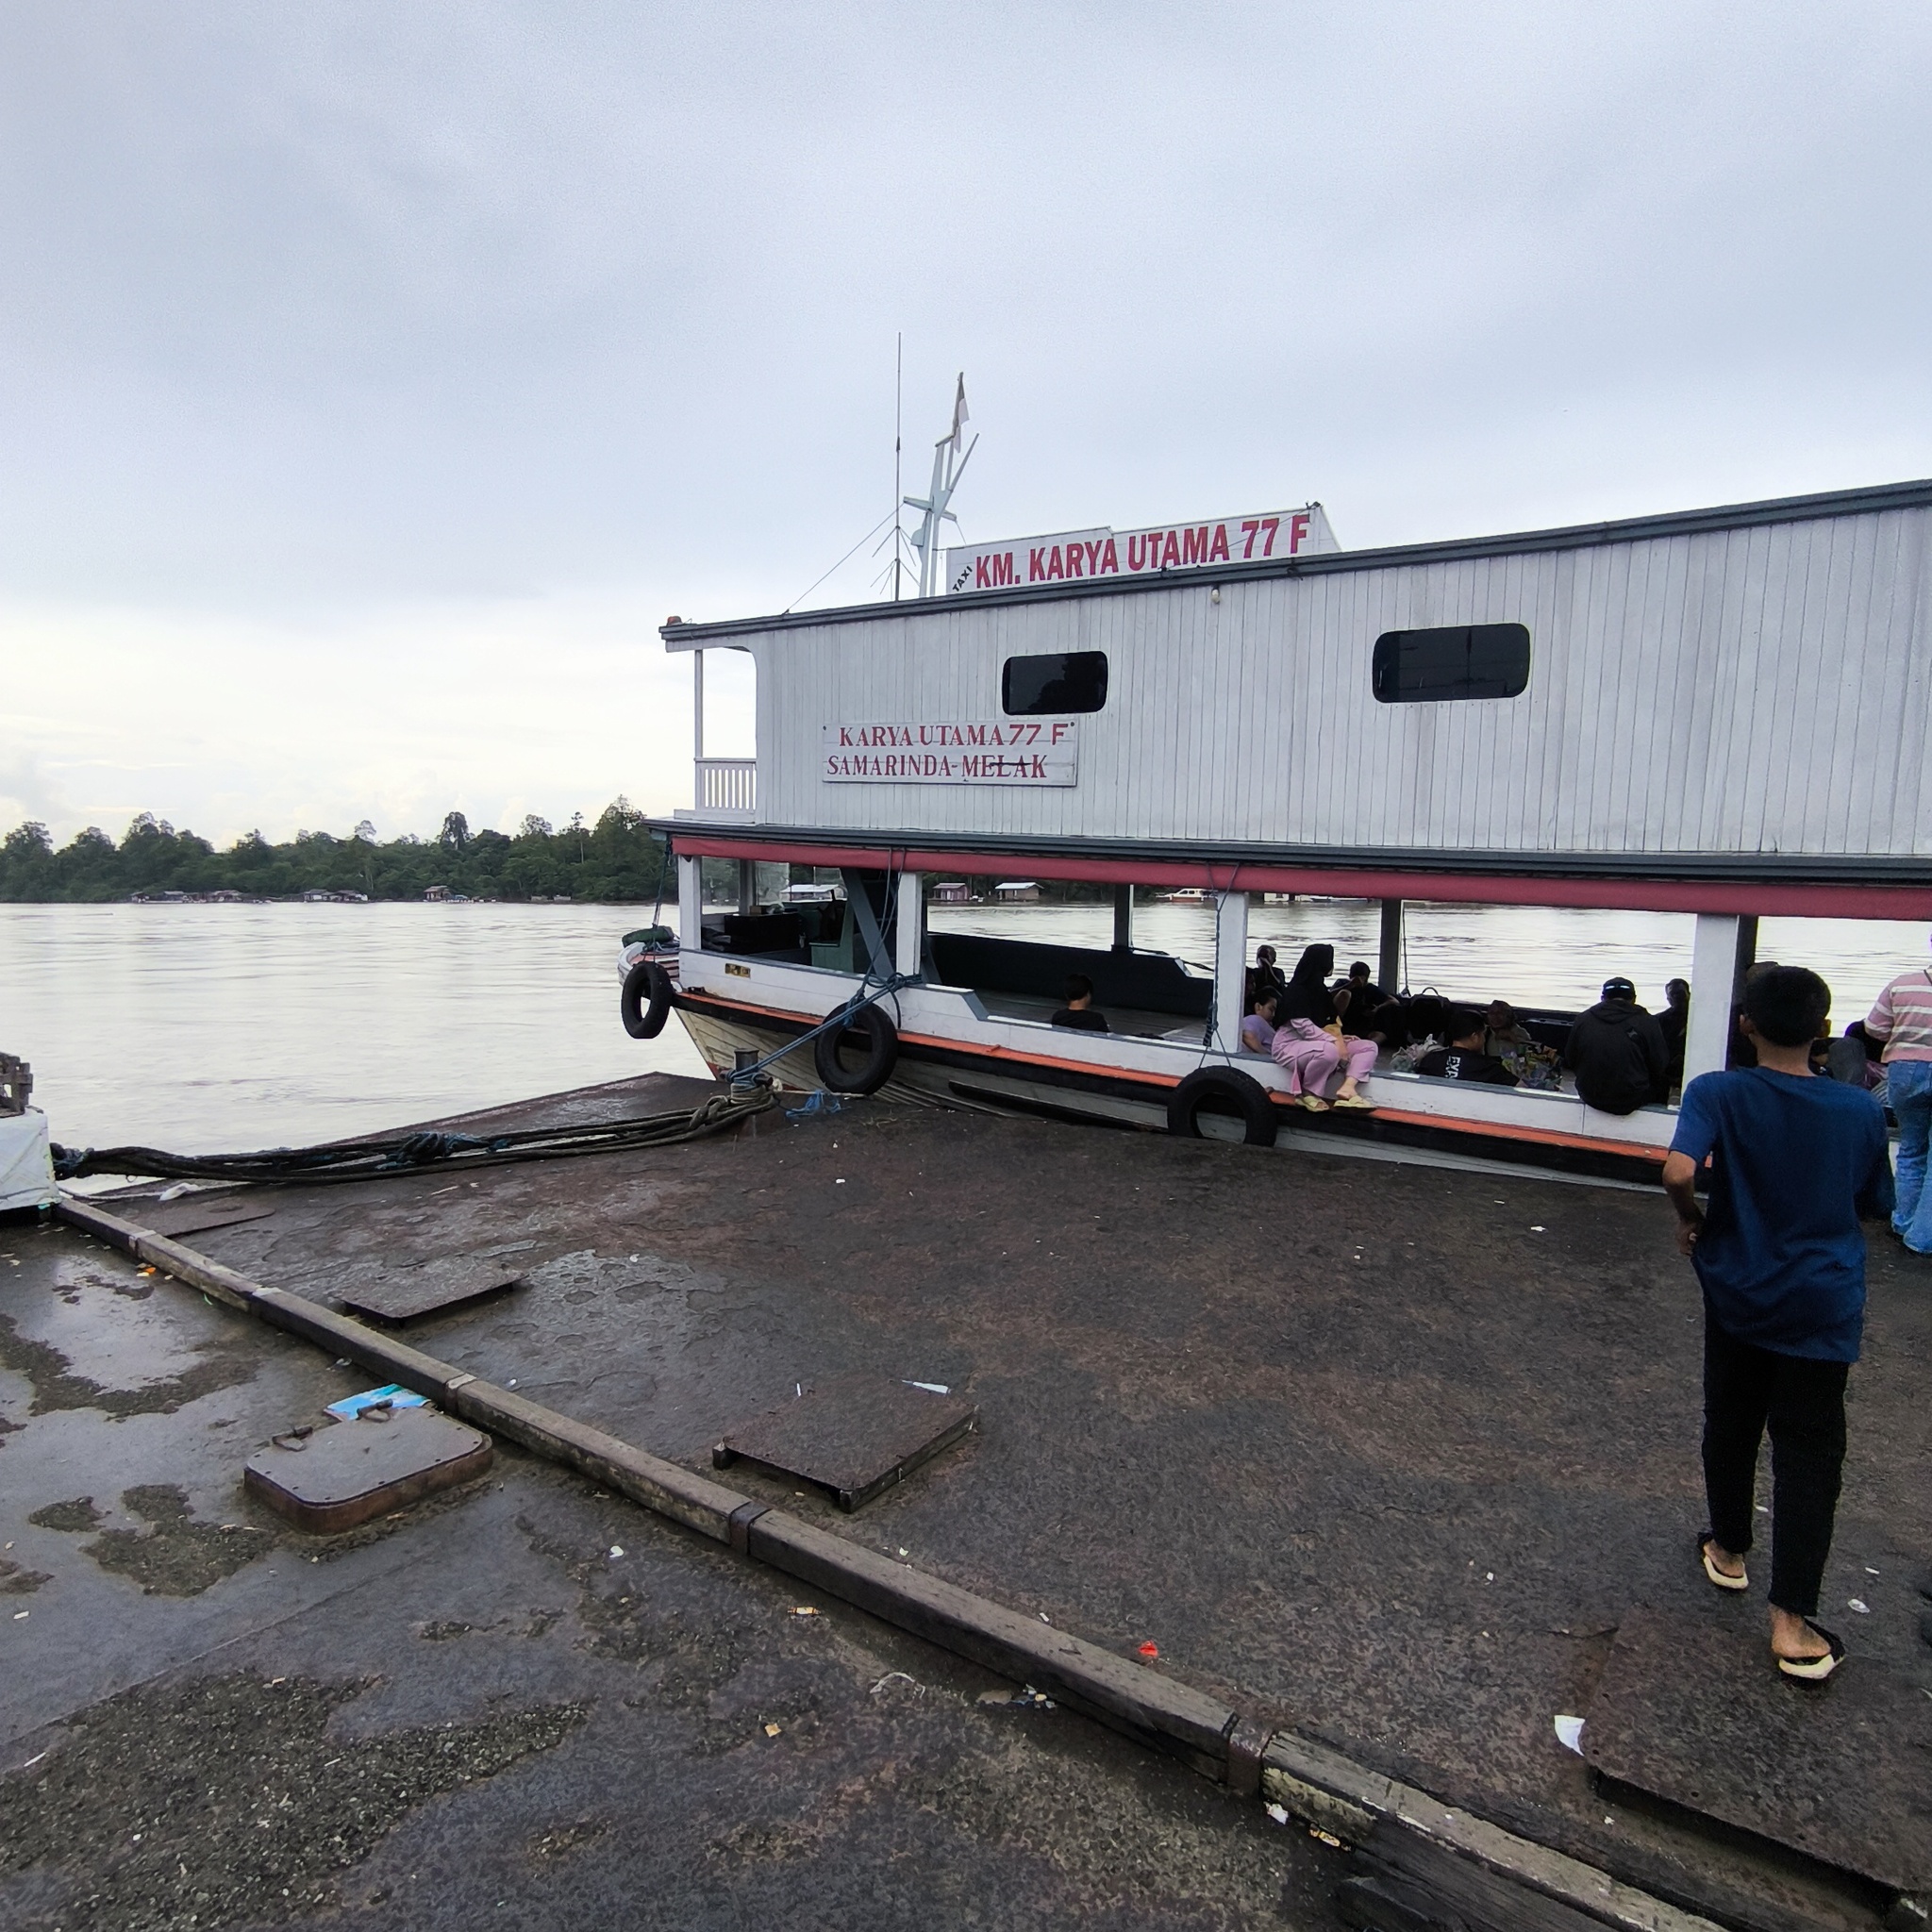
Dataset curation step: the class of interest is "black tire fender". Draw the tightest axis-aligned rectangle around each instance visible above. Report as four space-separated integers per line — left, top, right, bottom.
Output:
1168 1067 1278 1147
621 960 674 1040
813 1005 899 1095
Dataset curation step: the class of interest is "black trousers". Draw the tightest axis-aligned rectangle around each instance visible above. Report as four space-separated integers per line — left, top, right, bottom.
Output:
1702 1311 1849 1618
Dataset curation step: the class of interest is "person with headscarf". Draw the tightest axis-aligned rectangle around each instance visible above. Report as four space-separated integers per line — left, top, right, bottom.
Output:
1269 942 1377 1110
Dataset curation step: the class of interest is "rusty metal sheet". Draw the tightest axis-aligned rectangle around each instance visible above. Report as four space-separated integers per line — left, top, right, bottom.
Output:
136 1196 277 1239
1582 1606 1932 1892
243 1407 493 1533
713 1372 976 1511
336 1257 524 1324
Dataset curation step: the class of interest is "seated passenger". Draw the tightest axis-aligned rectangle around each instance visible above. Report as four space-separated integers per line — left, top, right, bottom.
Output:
1418 1011 1521 1087
1245 944 1287 1012
1657 977 1691 1089
1483 1000 1532 1058
1271 942 1376 1111
1050 973 1110 1032
1241 991 1278 1056
1339 960 1396 1038
1563 975 1668 1113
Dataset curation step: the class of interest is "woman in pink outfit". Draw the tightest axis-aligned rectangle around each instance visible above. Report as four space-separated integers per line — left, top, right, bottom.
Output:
1269 943 1376 1110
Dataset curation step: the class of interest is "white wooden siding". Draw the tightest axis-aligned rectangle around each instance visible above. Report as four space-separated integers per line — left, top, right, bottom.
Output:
739 504 1932 858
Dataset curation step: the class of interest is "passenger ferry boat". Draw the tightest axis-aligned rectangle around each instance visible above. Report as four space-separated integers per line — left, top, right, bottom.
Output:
633 479 1932 1183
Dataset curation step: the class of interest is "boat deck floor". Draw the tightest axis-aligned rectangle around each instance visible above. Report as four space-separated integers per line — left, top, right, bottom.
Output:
10 1073 1929 1930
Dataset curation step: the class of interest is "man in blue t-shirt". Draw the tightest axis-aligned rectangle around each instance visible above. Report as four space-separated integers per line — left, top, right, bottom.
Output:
1662 965 1894 1682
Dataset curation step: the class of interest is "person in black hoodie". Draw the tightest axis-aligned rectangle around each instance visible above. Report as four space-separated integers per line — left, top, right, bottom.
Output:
1564 976 1669 1114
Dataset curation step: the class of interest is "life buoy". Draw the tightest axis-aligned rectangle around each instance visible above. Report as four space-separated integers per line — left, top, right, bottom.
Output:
1167 1067 1278 1147
621 960 674 1040
813 1005 899 1095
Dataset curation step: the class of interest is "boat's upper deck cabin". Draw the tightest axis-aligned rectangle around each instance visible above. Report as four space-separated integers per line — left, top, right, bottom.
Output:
663 479 1932 917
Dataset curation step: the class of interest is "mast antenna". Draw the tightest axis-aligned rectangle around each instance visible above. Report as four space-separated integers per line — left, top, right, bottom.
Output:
903 373 976 599
892 334 903 601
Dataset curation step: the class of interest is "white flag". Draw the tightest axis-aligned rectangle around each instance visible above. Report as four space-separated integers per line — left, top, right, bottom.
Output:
949 375 970 452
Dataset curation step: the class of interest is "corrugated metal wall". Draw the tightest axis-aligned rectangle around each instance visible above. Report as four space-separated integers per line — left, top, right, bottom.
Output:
749 505 1932 858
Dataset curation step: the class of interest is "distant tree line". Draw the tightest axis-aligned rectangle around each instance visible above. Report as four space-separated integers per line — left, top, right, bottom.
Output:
0 801 672 905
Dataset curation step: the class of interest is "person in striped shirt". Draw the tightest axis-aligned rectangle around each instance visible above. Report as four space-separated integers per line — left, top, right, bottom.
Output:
1865 939 1932 1255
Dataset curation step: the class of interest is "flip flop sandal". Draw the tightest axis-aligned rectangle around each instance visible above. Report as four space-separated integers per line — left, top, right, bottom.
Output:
1331 1093 1375 1110
1298 1095 1331 1112
1776 1621 1845 1681
1698 1532 1749 1591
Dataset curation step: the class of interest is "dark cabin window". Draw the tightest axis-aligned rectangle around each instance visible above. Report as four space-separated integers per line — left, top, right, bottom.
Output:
1371 625 1531 703
1002 651 1108 715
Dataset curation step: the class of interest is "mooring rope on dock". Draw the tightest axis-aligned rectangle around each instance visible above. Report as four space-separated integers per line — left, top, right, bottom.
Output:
50 1086 776 1187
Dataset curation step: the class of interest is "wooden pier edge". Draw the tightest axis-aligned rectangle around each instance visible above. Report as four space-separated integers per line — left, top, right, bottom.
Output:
55 1192 1724 1932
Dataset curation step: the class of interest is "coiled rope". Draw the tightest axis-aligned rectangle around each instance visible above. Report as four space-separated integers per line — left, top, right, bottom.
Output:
51 1087 776 1187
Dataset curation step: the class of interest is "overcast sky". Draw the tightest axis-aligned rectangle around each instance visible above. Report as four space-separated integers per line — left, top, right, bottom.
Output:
4 2 1928 845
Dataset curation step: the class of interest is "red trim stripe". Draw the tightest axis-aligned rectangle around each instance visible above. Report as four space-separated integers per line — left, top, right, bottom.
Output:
665 832 1932 920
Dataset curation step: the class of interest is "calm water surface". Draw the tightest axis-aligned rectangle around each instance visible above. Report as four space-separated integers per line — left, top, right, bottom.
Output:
2 900 1924 1155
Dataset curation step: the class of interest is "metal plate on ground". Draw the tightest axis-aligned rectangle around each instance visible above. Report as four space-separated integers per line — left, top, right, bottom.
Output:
336 1257 524 1324
138 1197 278 1239
244 1408 493 1533
1582 1606 1932 1892
712 1372 977 1511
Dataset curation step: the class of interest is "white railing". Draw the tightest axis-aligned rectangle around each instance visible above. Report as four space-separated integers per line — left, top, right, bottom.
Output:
695 758 756 814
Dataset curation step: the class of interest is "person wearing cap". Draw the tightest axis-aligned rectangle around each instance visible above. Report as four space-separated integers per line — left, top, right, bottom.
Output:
1562 976 1669 1115
1863 931 1932 1255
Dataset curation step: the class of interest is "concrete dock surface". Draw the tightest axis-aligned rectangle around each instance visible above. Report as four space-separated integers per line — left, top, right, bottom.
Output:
4 1072 1928 1930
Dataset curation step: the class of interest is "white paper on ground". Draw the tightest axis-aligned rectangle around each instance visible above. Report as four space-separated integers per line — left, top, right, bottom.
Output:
1553 1714 1586 1754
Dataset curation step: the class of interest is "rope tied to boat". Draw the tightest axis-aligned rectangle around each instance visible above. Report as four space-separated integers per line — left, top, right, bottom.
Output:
49 1086 777 1187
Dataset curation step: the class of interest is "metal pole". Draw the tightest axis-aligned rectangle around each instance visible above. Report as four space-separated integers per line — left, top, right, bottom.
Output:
692 650 705 809
1212 891 1249 1055
1686 913 1741 1084
1112 883 1133 953
1378 899 1403 994
893 334 902 602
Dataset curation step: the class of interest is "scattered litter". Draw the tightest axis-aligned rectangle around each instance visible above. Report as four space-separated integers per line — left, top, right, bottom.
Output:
1309 1827 1345 1848
870 1672 920 1695
137 1266 156 1277
796 1384 804 1398
1137 1641 1160 1660
834 1178 846 1186
1865 1566 1880 1575
508 1380 517 1388
905 1381 951 1394
325 1384 430 1424
1848 1598 1870 1614
269 1676 287 1685
157 1182 192 1202
1756 1504 1769 1513
789 1606 820 1619
1529 1224 1546 1233
11 1610 26 1622
899 1548 910 1557
762 1722 782 1738
333 1358 351 1368
608 1545 625 1559
1486 1572 1494 1582
1265 1802 1290 1825
784 1091 844 1121
1553 1715 1586 1754
1039 1611 1050 1624
21 1750 47 1768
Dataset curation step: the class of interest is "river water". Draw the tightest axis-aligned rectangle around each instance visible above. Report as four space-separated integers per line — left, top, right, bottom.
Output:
1 900 1924 1155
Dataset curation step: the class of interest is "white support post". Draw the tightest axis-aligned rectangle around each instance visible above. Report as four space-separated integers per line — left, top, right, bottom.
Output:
895 873 924 979
691 649 706 808
677 854 703 953
1684 912 1740 1085
1212 890 1249 1055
